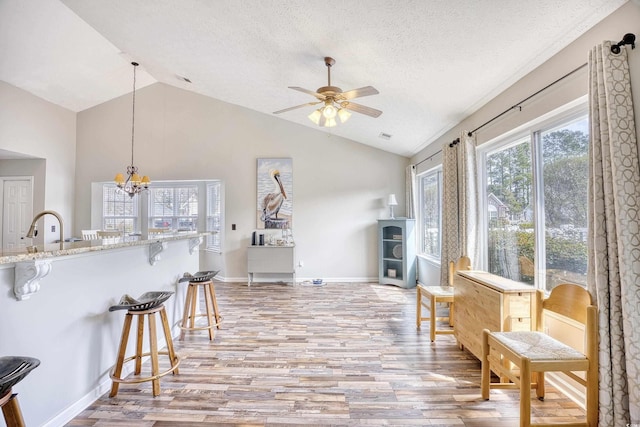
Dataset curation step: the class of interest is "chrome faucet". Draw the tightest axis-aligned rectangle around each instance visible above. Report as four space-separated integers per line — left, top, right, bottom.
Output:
26 210 64 248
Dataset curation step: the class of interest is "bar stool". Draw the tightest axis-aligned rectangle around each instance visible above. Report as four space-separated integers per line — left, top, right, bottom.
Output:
108 291 181 397
0 356 40 427
178 271 221 340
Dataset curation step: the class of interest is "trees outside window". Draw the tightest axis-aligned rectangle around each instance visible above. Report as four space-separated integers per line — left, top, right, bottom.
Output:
480 110 588 291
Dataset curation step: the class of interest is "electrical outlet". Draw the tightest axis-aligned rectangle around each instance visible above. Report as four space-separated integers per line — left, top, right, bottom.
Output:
232 224 236 230
51 225 56 232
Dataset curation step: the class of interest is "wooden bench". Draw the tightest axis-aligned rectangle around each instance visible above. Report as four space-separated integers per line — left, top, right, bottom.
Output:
481 283 598 427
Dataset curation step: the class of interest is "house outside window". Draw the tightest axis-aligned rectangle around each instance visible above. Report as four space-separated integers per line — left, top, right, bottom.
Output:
478 105 589 291
418 167 442 260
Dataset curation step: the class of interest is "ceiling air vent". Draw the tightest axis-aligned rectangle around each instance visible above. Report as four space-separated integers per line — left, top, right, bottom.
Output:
379 132 392 140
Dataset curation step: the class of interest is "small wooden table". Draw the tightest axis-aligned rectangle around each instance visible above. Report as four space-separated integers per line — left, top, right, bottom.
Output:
453 270 537 360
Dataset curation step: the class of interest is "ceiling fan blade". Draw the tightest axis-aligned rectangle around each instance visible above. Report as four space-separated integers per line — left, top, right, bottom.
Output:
273 101 321 114
342 101 382 118
339 86 379 100
289 86 327 100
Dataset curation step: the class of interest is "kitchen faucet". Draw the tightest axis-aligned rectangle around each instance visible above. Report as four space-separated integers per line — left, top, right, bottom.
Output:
26 210 64 249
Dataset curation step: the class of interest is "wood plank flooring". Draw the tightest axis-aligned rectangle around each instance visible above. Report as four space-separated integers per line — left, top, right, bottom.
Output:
68 282 586 426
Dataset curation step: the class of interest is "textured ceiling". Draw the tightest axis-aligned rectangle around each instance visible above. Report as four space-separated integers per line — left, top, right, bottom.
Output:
0 0 629 157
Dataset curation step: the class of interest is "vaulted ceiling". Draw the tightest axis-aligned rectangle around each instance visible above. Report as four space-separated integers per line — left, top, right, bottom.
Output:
0 0 629 157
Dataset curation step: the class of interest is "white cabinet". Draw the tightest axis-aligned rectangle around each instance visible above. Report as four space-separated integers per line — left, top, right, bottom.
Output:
378 219 416 288
247 245 295 286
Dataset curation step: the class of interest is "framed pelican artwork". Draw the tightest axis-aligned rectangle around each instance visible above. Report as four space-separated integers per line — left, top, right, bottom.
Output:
256 158 293 229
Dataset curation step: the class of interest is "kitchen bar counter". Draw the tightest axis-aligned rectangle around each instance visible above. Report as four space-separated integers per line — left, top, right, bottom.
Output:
0 232 203 426
0 232 207 265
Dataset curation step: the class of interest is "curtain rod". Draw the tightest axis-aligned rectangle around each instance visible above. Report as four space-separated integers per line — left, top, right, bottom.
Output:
467 62 587 137
416 149 442 167
416 32 635 167
417 61 588 168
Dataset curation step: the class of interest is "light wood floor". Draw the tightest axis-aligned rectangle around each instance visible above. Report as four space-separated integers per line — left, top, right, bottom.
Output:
68 282 587 426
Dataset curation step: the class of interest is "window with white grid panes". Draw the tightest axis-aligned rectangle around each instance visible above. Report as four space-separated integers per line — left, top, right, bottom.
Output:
102 185 138 233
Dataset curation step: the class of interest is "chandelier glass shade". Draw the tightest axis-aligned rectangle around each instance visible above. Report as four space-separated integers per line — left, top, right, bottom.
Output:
114 62 150 197
308 100 351 128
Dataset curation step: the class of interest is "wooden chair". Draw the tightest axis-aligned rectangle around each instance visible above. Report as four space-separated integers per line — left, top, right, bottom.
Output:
81 229 100 240
149 228 170 236
481 284 598 427
416 256 471 342
97 230 122 238
97 230 122 244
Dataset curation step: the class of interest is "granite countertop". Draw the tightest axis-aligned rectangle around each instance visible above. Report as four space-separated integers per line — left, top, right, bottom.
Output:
0 232 208 265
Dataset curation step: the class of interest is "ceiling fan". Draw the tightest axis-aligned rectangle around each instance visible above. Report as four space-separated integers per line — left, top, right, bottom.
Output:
273 57 382 128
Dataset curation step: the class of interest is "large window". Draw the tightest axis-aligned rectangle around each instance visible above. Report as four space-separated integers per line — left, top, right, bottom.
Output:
479 107 588 290
149 186 198 231
206 181 222 252
102 185 138 233
99 180 223 252
418 167 442 259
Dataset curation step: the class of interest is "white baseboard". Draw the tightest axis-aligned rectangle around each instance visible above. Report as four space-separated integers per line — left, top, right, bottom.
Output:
42 326 181 427
546 372 586 409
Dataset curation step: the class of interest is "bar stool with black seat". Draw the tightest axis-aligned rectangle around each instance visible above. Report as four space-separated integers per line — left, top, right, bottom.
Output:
0 356 40 427
178 271 221 340
108 291 181 397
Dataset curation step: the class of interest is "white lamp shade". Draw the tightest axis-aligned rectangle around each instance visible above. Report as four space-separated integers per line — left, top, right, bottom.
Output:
308 109 322 125
388 194 398 206
338 108 351 123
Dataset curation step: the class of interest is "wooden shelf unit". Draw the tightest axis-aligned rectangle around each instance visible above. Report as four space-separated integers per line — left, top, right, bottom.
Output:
378 219 416 289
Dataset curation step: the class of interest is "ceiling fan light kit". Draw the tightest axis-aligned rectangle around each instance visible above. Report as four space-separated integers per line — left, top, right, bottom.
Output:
274 57 381 127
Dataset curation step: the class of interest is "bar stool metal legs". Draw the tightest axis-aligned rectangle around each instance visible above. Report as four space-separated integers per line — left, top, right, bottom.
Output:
109 293 181 397
180 279 222 340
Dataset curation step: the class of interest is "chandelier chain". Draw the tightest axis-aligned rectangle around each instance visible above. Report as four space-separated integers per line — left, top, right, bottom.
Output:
131 62 138 167
114 61 149 198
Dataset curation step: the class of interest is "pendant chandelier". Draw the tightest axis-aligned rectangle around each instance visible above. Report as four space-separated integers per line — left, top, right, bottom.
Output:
114 62 150 197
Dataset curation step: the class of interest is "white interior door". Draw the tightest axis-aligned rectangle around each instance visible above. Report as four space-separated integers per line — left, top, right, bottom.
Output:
2 179 33 251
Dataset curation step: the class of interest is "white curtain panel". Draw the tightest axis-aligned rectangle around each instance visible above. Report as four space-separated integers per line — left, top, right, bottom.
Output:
406 164 417 219
440 133 479 285
588 40 640 425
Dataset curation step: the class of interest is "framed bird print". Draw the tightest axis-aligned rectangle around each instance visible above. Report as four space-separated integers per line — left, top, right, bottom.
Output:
256 158 292 229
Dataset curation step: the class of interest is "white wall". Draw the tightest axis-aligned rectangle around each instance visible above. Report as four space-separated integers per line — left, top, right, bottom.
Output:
0 81 76 244
412 1 640 284
75 83 409 282
0 240 198 427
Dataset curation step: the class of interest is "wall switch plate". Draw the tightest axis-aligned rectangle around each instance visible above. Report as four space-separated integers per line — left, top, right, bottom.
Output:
51 225 56 232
